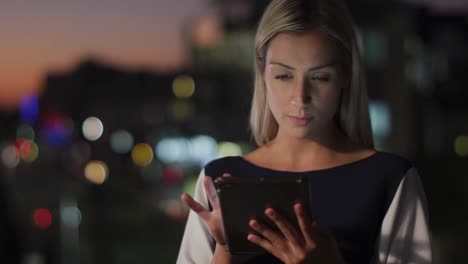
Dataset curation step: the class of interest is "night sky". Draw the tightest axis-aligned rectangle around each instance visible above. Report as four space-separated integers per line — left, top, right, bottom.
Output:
0 0 208 108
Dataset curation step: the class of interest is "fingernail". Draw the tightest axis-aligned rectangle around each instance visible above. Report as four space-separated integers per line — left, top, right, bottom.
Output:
266 209 275 217
250 220 259 228
295 203 302 210
295 205 304 216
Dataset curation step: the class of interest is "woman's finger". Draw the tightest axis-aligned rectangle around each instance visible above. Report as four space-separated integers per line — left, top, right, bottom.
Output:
294 203 316 245
249 218 288 248
180 193 211 221
204 176 220 209
247 233 281 259
265 208 303 247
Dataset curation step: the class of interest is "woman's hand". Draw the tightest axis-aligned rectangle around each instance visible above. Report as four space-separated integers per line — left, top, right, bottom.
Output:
247 203 346 264
181 174 229 246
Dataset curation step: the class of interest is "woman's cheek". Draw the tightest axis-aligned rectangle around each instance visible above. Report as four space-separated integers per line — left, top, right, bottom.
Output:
267 91 279 115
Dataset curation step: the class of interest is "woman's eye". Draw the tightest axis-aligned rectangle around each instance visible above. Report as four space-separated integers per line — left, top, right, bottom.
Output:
310 76 330 82
275 74 292 81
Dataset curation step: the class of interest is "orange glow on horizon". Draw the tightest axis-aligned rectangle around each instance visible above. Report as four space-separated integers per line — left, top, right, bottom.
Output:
0 48 187 110
0 0 206 110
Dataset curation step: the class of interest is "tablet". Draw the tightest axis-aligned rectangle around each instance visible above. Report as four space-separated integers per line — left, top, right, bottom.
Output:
214 175 311 255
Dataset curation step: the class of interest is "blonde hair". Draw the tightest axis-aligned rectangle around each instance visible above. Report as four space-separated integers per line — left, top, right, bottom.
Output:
249 0 374 148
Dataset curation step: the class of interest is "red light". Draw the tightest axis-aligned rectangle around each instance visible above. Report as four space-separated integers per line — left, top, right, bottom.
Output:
14 138 32 157
33 208 52 230
163 166 183 185
19 140 31 157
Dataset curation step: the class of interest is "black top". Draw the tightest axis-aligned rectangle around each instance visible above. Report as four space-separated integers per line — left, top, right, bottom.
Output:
204 151 412 264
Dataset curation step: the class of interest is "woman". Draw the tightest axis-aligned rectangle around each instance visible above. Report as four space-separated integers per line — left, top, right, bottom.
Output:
177 0 432 263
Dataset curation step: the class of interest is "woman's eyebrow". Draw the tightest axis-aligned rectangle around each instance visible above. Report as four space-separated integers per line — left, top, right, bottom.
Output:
269 61 335 71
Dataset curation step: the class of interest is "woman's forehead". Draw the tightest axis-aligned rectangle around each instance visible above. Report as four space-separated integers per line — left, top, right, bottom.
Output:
265 30 336 68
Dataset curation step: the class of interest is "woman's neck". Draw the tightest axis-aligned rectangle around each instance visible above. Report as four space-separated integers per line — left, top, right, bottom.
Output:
263 126 356 170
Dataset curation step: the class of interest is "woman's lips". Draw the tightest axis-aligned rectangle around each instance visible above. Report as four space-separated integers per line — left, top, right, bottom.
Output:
288 116 313 126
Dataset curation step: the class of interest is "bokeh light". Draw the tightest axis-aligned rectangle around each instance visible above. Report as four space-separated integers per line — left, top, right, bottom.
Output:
189 135 218 166
363 29 388 67
20 140 39 163
183 177 198 198
33 208 52 230
40 112 74 146
192 15 224 48
110 130 134 154
163 165 183 185
20 94 39 124
84 160 108 185
16 124 35 141
156 135 219 165
156 137 191 164
61 206 82 228
1 145 20 168
454 136 468 157
217 141 242 157
369 100 391 139
82 117 104 141
15 138 30 156
131 143 154 167
22 253 44 264
172 75 195 99
163 199 188 221
169 100 194 121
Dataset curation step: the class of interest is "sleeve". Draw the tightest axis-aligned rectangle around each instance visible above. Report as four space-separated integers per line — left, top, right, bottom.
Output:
176 169 215 264
375 167 432 264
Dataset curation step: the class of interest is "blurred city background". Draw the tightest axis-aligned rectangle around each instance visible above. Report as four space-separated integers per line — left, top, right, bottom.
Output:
0 0 467 263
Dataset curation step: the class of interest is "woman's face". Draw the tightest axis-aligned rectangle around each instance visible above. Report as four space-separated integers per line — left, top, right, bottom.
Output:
264 30 343 140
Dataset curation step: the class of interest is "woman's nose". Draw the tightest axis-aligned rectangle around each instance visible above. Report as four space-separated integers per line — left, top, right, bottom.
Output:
290 79 312 106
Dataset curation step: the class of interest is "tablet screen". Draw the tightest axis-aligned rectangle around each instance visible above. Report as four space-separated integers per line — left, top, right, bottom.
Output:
215 175 311 255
